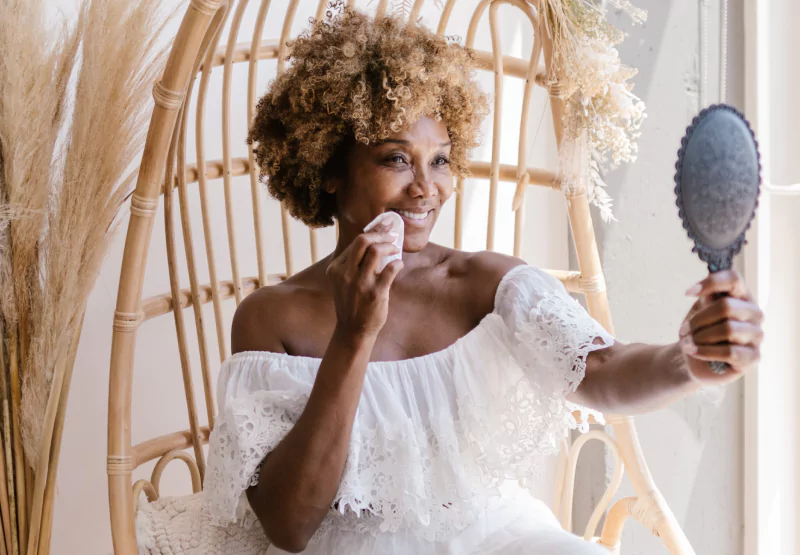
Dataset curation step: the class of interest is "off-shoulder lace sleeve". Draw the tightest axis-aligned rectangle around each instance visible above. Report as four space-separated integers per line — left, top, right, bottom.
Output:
204 353 309 526
493 265 615 450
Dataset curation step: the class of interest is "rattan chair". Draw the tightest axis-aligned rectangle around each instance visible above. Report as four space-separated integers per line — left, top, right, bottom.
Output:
106 0 696 553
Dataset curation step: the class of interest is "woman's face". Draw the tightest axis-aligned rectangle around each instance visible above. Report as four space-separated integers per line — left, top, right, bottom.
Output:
333 116 454 253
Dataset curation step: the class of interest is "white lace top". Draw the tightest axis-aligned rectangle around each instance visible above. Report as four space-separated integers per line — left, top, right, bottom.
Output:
204 265 615 544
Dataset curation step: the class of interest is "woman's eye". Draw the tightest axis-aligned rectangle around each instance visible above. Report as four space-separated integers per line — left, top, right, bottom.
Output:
433 156 450 167
387 154 407 165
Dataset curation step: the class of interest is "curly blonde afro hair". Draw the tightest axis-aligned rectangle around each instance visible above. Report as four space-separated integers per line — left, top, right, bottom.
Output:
247 3 489 228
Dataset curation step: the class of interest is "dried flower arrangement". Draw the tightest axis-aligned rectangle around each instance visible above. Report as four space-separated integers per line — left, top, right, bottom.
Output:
541 0 647 221
0 0 174 553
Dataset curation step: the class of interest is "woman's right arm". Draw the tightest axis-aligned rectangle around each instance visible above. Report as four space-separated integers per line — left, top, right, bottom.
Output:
242 226 403 553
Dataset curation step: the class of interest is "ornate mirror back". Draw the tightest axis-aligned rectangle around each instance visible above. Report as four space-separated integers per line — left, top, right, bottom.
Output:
675 104 761 374
675 103 761 272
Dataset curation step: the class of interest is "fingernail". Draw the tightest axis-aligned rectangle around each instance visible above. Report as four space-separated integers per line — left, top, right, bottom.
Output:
685 284 702 296
686 343 697 354
679 321 690 336
388 231 399 238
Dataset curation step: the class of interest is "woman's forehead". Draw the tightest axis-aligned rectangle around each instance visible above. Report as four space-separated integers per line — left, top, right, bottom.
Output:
384 116 450 143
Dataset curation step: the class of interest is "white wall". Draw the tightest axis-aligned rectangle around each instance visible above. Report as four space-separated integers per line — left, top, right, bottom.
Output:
572 1 746 554
53 1 568 553
743 0 800 552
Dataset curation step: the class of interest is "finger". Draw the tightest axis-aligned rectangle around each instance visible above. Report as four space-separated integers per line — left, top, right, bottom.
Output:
685 269 752 301
363 215 393 233
686 297 764 333
690 344 760 367
692 320 764 346
678 297 711 336
359 243 401 277
325 256 338 276
345 231 399 273
325 249 348 278
376 259 404 289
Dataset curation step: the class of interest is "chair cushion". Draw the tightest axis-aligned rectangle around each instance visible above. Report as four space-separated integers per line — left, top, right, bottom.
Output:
136 492 269 554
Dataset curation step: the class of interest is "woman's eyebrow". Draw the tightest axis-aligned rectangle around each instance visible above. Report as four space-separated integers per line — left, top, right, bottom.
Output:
378 139 410 146
378 139 452 147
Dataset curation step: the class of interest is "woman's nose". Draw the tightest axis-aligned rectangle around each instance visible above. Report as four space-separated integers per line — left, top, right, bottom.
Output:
408 168 437 198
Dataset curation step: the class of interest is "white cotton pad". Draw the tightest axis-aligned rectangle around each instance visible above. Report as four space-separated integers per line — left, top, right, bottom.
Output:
363 211 404 273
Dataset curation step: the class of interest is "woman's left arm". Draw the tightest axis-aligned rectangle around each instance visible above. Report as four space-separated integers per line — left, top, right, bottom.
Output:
570 269 764 415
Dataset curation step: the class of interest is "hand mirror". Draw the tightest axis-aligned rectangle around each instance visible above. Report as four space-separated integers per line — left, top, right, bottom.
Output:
674 104 761 374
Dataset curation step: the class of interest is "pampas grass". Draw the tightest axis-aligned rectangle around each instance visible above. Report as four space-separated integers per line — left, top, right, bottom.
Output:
21 0 174 464
0 7 84 549
0 0 176 552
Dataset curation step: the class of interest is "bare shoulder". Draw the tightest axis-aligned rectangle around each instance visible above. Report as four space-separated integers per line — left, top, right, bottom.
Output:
462 250 525 283
230 285 289 355
230 267 329 355
444 249 525 313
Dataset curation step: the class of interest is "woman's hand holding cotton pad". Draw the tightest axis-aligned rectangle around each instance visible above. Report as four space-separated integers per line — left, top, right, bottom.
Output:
363 212 404 273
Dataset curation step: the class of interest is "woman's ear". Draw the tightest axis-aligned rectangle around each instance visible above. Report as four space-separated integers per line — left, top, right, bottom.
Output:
323 176 340 195
322 137 352 195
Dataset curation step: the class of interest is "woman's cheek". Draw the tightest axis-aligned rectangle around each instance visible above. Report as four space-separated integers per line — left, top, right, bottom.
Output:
438 177 455 203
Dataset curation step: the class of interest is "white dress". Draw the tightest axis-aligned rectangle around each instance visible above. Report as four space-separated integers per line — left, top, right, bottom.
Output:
204 265 615 554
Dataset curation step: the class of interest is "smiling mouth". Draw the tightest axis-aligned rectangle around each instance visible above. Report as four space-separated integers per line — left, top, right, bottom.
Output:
390 208 432 221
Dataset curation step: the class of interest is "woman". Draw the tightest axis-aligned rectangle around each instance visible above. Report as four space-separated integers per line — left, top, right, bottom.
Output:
204 7 763 554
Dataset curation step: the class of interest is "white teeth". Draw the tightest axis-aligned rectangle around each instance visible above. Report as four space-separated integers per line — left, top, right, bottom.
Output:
394 209 429 221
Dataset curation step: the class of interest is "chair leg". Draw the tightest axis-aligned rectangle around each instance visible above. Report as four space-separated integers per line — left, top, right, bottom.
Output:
605 417 696 555
598 496 635 549
552 439 569 528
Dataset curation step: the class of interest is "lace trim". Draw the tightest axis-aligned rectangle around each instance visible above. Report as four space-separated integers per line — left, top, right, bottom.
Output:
205 387 308 525
509 291 614 452
207 389 491 542
205 279 614 543
456 291 612 495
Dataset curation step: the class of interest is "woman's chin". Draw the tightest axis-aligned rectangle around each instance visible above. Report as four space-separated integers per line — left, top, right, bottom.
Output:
401 216 438 253
401 237 431 254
